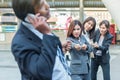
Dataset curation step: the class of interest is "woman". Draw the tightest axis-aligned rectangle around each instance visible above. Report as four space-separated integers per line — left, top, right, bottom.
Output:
83 17 96 41
91 20 113 80
83 17 96 58
67 20 91 80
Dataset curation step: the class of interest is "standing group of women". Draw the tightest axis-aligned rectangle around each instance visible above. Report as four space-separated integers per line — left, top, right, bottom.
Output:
66 17 113 80
11 0 113 80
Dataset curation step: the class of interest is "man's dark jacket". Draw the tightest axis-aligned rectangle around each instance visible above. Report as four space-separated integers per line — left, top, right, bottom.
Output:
11 23 63 80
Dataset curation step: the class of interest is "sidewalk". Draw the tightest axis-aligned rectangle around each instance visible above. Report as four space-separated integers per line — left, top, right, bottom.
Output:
0 47 21 80
0 44 11 51
110 53 120 80
0 44 120 80
97 44 120 80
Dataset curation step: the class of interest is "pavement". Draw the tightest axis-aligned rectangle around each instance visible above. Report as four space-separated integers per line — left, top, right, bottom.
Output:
0 44 120 80
0 44 21 80
97 45 120 80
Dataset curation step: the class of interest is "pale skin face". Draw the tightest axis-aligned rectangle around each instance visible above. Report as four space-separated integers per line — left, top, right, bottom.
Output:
99 24 108 36
84 20 94 31
72 24 81 38
72 24 81 50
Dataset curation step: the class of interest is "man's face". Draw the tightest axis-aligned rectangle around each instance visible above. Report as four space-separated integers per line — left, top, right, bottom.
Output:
35 0 50 19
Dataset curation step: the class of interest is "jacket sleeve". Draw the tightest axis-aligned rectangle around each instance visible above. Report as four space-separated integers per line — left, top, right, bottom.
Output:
83 36 93 54
66 37 76 50
97 34 113 52
11 35 57 80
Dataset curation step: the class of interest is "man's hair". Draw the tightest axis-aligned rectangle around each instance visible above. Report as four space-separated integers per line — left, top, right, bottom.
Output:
12 0 40 21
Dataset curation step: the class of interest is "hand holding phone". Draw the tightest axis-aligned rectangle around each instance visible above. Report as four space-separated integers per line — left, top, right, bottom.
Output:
27 13 51 34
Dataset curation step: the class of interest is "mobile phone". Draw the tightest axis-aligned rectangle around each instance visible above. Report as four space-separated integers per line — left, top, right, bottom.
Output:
27 13 35 19
25 13 36 23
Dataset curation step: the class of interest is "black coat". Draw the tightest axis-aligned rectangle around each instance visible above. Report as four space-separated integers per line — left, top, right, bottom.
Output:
11 23 63 80
92 29 113 63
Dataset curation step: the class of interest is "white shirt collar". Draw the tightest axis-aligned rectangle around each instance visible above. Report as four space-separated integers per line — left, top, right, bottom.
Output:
22 21 43 39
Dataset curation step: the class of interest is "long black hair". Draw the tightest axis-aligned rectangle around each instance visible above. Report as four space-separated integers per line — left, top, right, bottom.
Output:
67 20 83 38
83 17 96 39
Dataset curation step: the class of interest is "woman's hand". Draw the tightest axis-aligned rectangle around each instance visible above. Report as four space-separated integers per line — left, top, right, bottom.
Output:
81 44 87 50
92 42 99 48
74 44 81 51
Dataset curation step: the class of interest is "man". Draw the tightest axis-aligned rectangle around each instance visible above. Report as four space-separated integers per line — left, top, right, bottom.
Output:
11 0 71 80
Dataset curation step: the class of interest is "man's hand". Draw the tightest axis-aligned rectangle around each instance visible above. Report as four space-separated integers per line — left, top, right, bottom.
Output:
28 13 51 34
62 40 71 53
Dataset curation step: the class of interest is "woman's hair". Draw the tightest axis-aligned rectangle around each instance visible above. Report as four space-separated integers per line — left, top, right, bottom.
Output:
12 0 40 21
99 20 110 29
67 20 83 38
83 16 96 39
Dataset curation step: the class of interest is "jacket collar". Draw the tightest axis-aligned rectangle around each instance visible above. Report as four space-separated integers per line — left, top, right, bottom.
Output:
96 29 113 43
19 23 42 46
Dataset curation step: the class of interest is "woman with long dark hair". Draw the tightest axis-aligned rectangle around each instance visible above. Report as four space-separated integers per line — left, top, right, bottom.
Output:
91 20 113 80
67 20 91 80
83 17 96 58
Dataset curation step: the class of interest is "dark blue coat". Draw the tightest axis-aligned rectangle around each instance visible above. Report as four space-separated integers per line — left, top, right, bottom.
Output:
92 29 113 63
11 23 63 80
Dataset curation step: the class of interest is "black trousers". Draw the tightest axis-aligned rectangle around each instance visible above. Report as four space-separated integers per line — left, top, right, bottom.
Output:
91 57 110 80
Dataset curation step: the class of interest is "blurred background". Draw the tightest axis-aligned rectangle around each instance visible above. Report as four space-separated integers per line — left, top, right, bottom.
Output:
0 0 120 45
0 0 120 80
